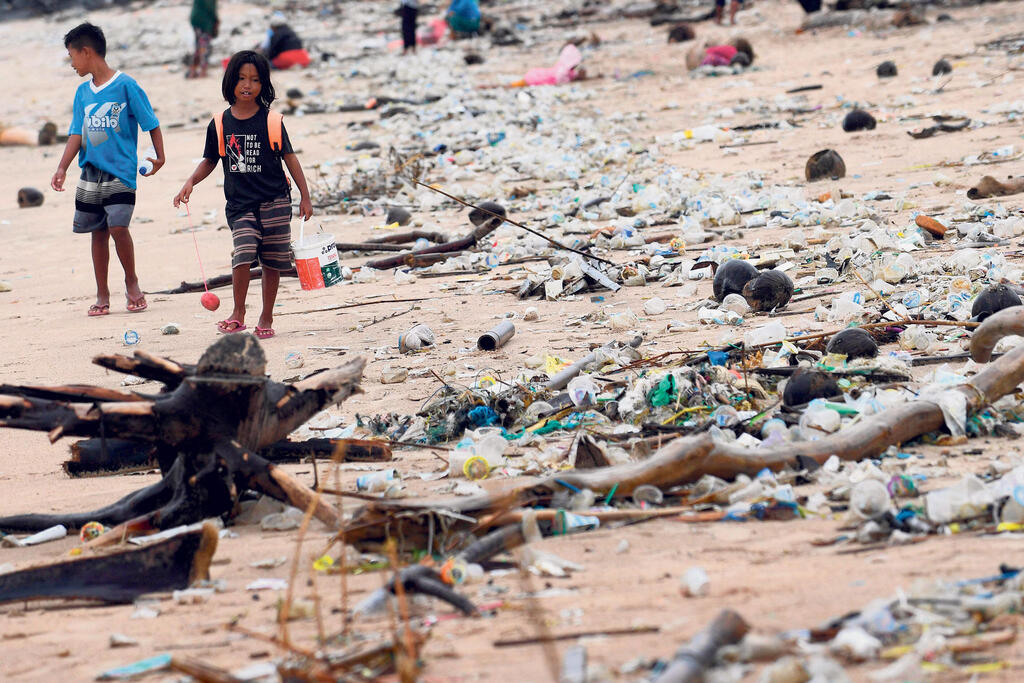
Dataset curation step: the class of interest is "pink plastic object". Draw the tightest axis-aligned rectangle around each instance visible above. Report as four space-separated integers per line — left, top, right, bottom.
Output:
524 44 583 86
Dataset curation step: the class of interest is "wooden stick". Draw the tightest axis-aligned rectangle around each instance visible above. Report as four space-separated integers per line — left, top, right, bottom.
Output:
278 296 433 317
494 625 659 647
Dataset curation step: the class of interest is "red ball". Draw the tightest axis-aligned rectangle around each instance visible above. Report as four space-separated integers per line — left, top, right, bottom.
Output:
201 291 220 311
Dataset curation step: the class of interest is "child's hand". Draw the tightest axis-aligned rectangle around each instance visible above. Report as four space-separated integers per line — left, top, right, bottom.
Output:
51 168 66 192
298 196 313 220
173 182 193 207
142 154 165 177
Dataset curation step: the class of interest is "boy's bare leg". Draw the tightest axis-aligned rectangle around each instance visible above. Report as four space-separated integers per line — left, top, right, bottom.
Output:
109 226 143 305
715 5 723 23
228 263 251 326
91 228 111 308
730 0 739 23
258 267 280 330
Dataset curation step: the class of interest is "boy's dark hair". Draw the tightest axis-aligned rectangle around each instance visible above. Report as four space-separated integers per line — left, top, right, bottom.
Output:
64 23 106 58
222 51 276 109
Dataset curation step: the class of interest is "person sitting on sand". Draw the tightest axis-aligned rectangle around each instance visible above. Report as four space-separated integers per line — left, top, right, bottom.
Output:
258 12 311 70
686 37 754 70
446 0 481 36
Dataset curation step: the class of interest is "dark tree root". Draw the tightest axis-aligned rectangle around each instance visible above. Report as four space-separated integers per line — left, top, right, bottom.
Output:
0 335 365 536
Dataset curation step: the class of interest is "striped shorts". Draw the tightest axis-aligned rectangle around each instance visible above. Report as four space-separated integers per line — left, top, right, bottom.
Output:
72 164 135 234
229 196 293 271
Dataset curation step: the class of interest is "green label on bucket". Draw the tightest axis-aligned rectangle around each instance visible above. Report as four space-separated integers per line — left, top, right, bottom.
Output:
322 262 342 287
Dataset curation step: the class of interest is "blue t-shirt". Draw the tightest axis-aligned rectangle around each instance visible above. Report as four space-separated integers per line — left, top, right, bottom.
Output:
68 72 159 189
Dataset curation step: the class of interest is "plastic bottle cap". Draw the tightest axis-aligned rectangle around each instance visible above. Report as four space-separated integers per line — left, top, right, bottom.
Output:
124 330 140 345
463 456 491 480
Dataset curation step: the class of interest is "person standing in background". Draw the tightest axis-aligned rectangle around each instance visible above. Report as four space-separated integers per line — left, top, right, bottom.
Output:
188 0 218 79
398 0 419 55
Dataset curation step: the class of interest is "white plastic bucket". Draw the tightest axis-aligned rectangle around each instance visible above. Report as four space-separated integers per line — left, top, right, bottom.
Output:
292 233 341 290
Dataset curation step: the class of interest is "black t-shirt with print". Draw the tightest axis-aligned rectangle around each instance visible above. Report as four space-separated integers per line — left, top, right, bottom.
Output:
203 107 293 221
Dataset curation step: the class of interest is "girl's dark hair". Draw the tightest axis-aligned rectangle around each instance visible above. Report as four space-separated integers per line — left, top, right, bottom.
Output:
222 51 275 108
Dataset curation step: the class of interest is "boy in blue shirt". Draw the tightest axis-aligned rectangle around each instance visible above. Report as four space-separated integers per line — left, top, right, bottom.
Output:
50 23 165 317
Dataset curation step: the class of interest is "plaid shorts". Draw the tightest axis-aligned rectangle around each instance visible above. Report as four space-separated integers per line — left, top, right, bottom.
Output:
229 196 293 270
73 164 135 234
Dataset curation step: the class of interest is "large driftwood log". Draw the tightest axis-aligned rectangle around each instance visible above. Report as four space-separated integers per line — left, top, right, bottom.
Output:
342 308 1024 549
0 522 218 605
63 436 391 477
0 336 365 533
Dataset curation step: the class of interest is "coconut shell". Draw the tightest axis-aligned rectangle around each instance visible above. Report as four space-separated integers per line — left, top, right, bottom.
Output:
932 59 952 76
782 369 841 407
914 215 947 239
825 327 878 359
713 259 759 302
667 23 695 43
971 284 1022 322
842 110 876 132
38 121 57 146
385 206 412 226
805 149 846 182
742 269 794 312
469 201 507 227
17 187 43 208
876 60 898 78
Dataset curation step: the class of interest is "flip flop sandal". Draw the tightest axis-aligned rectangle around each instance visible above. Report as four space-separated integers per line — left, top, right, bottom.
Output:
254 326 275 340
126 296 148 313
217 319 247 334
87 303 110 317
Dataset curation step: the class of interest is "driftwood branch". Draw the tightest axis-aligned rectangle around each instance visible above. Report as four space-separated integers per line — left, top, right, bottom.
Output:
968 175 1024 200
655 610 750 683
363 219 500 270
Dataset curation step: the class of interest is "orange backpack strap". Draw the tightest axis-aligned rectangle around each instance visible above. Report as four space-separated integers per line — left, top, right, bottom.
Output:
214 111 225 157
267 110 284 154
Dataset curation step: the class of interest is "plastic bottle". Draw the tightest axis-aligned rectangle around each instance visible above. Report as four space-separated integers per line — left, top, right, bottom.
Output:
743 321 787 347
850 479 890 520
398 324 435 354
712 405 740 428
356 469 399 492
720 293 750 314
682 566 710 596
925 475 993 524
643 297 667 315
632 485 664 506
798 399 841 438
567 375 598 407
138 145 156 176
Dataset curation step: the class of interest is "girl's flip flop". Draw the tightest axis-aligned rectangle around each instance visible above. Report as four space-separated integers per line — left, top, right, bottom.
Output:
217 319 247 334
87 303 110 317
126 296 148 313
254 326 275 340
